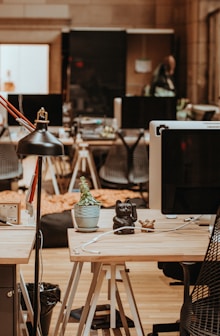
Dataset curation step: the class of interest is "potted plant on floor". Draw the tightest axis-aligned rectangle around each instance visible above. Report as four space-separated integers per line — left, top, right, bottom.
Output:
73 176 102 231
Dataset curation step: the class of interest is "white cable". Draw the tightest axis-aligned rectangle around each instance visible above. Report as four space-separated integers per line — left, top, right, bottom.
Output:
73 219 195 255
5 221 18 226
39 230 44 284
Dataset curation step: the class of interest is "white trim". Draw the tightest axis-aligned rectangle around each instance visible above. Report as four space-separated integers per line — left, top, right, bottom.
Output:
127 28 174 34
69 27 174 34
70 27 125 31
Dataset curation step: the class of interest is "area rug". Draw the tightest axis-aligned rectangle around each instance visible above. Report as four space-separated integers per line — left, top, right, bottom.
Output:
0 189 148 216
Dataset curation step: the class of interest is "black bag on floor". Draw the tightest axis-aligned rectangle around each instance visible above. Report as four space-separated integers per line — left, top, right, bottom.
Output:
40 210 73 248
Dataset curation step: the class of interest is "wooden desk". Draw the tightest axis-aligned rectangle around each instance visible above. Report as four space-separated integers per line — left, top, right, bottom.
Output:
8 127 150 193
54 209 210 336
8 126 150 147
59 132 150 147
0 227 35 336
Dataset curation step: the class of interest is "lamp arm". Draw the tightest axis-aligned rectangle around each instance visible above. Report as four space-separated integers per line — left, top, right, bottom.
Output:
0 94 35 129
15 118 35 132
0 95 38 213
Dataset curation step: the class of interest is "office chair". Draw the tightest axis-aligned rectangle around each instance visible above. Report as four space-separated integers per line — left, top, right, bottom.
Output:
180 214 220 336
188 109 215 121
99 129 149 192
148 262 202 336
202 110 215 121
0 127 23 190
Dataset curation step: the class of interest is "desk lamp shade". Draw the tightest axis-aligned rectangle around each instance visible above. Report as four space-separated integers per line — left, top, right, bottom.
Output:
17 108 64 156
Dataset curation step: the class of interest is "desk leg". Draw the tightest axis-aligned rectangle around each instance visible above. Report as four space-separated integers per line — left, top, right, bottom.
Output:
19 303 29 336
68 150 80 193
53 261 83 336
82 263 143 336
68 144 101 192
19 272 41 336
46 157 60 195
63 263 144 336
105 264 131 334
86 150 101 189
110 264 117 328
115 286 131 336
78 263 106 336
120 267 144 336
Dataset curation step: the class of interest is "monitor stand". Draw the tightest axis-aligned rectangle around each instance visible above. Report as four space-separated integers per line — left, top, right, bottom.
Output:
209 214 216 237
166 215 177 219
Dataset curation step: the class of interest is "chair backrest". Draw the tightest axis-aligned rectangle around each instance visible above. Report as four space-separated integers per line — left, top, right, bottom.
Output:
180 213 220 336
99 129 149 187
0 128 23 180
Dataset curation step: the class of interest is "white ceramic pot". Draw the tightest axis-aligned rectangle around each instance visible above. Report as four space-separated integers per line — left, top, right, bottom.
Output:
73 204 100 228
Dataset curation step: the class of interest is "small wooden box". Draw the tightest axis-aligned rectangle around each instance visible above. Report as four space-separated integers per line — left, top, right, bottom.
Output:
0 202 21 224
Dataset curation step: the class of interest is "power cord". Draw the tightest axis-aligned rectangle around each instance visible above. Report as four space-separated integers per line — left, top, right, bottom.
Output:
73 218 197 255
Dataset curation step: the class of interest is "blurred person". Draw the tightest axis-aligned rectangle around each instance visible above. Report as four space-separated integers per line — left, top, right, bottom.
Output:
143 55 176 96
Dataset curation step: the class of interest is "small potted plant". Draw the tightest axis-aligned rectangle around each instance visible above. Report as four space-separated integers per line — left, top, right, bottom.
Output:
73 176 102 230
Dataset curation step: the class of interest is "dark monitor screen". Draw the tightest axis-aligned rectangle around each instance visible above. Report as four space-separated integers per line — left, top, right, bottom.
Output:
69 30 126 118
121 96 177 129
161 129 220 214
7 94 63 127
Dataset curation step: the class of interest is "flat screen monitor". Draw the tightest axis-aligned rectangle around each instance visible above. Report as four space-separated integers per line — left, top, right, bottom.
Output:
149 120 220 215
7 94 63 127
121 96 177 129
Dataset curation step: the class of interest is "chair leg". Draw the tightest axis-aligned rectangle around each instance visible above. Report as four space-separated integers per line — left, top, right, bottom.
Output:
180 326 190 336
148 262 192 336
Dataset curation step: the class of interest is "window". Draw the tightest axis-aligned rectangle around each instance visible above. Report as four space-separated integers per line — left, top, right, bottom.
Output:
0 44 49 94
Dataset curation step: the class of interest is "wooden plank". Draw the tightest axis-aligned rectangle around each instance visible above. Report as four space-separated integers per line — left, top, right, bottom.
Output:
102 329 111 336
0 228 35 264
68 212 209 263
112 329 123 336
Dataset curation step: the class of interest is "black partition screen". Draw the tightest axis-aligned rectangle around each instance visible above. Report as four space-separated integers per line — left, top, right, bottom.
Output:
69 30 126 118
7 94 63 126
121 96 177 129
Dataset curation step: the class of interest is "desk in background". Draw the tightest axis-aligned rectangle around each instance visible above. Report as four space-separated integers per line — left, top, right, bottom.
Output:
8 126 150 147
7 126 150 193
54 209 210 335
0 227 35 335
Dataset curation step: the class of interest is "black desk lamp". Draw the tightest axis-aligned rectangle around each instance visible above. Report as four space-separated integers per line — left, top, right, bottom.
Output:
17 108 64 336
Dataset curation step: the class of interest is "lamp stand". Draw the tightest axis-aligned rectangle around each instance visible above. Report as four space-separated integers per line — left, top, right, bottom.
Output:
33 156 42 336
15 108 64 336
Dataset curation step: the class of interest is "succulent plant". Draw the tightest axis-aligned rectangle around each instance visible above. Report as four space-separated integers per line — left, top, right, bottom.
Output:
77 176 101 206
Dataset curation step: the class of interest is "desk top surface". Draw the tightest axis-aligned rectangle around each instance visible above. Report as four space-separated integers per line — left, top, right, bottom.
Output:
68 209 210 263
0 227 35 264
7 126 150 146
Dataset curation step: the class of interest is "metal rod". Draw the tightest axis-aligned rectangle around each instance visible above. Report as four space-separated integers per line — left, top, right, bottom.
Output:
33 156 43 336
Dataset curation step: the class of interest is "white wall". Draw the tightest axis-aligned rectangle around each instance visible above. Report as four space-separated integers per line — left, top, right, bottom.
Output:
0 44 49 94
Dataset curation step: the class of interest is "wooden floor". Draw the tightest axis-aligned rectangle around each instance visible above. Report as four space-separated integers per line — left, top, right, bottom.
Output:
19 156 183 335
21 247 184 336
